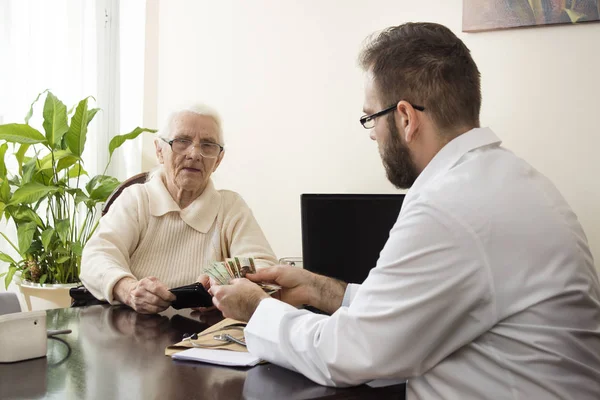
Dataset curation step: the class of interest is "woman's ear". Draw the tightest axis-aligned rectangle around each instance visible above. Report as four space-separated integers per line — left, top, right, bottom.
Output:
212 150 225 172
154 139 164 164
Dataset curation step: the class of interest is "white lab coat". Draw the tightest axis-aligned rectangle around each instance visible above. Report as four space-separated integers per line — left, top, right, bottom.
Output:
245 128 600 399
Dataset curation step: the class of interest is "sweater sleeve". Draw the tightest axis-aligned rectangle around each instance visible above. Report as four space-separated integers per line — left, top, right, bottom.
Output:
220 193 278 268
80 186 146 303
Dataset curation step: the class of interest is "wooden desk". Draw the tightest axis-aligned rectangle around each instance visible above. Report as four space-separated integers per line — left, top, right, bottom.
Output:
0 305 406 400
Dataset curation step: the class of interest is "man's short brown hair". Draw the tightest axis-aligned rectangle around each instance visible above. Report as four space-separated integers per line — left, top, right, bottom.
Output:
359 22 481 132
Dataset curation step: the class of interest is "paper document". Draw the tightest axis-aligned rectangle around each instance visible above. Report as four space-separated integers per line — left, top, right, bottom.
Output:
172 348 261 367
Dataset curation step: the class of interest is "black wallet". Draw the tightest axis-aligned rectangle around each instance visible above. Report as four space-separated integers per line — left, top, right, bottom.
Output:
69 285 108 307
170 282 213 309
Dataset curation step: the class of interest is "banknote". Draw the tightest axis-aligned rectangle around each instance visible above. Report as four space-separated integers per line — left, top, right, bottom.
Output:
205 257 280 294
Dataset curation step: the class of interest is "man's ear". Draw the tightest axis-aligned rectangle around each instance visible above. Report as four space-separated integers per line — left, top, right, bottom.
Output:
396 101 422 143
155 139 164 164
212 150 225 172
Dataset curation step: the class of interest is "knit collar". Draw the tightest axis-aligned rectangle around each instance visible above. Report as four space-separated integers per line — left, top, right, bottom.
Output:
145 171 221 233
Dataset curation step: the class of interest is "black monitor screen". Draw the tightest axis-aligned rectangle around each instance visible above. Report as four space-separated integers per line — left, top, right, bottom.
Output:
301 193 405 284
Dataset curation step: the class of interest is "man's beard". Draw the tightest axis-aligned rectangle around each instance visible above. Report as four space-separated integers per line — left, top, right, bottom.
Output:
381 117 419 189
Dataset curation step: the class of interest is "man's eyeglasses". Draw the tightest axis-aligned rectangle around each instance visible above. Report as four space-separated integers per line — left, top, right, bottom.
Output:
360 103 425 129
161 138 224 158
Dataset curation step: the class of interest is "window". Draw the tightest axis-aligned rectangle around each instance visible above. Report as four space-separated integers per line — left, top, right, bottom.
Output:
0 0 148 286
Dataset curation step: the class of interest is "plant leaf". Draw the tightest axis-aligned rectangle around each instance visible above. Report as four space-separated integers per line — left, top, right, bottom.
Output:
8 206 44 227
0 143 7 178
24 90 49 124
0 179 10 203
72 242 83 256
0 251 16 264
17 221 37 255
38 149 79 171
42 92 69 148
68 164 88 178
0 124 47 144
66 187 87 201
85 175 100 195
55 256 70 264
56 219 70 245
65 98 89 156
9 182 58 205
88 175 120 201
0 201 5 217
41 228 55 250
5 266 17 289
22 157 38 184
39 274 48 285
75 190 90 205
87 108 100 126
108 127 157 162
56 155 79 172
108 126 156 162
15 144 30 176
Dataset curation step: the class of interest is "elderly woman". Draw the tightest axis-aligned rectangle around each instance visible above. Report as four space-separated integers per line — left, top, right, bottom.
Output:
80 105 277 314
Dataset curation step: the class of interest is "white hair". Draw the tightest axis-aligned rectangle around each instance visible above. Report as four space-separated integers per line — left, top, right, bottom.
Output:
158 103 224 144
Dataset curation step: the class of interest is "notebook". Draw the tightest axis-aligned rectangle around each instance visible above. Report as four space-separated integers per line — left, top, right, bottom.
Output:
172 348 261 367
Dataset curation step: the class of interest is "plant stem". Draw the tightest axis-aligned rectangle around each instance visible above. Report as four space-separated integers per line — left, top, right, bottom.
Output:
86 211 99 242
0 232 20 254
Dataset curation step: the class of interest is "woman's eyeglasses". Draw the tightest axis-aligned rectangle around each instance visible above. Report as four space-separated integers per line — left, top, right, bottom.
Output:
161 138 224 158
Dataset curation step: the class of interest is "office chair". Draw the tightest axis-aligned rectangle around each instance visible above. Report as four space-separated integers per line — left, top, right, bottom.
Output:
0 292 21 315
72 172 149 307
101 171 149 216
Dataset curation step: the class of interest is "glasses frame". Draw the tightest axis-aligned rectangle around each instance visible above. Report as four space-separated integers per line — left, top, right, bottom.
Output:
360 102 425 129
161 137 224 158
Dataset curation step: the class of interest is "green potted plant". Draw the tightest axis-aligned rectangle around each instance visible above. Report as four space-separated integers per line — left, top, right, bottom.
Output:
0 91 155 310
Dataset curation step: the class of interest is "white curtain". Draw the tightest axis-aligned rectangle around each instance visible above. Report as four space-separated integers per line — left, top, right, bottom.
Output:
0 0 147 289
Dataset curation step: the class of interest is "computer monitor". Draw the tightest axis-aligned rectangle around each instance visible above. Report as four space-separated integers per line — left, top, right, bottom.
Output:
301 193 405 285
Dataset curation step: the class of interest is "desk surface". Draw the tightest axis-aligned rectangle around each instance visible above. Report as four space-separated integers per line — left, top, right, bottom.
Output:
0 305 405 400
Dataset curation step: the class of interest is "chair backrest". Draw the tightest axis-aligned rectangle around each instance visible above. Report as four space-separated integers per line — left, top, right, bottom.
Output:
102 172 149 216
75 172 148 308
0 292 21 315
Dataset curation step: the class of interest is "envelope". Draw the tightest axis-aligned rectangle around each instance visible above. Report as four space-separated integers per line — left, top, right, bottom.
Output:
165 318 248 357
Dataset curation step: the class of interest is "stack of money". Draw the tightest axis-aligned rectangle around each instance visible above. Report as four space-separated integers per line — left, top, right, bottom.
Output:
205 257 280 294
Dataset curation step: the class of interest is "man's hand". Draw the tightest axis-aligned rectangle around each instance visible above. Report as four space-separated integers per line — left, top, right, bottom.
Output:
210 278 269 322
246 266 348 314
113 276 176 314
245 266 316 306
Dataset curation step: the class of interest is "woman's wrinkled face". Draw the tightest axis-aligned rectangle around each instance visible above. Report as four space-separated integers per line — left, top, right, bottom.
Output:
155 111 224 195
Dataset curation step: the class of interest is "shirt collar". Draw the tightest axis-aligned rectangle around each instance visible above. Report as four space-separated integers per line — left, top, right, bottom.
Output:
146 171 221 233
406 127 502 199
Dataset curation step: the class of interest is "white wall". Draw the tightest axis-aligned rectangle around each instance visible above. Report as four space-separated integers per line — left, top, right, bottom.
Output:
148 0 600 270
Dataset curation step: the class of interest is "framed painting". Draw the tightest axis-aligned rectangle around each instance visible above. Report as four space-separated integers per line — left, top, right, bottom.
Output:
463 0 600 32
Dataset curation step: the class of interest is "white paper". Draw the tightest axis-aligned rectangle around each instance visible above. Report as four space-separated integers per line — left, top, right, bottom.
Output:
172 348 261 367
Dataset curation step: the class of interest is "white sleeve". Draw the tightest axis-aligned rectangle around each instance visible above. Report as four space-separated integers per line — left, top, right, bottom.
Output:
79 187 144 303
342 284 361 307
244 201 495 387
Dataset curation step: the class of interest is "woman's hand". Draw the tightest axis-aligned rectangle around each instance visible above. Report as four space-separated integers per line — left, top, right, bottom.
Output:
115 276 176 314
191 274 217 312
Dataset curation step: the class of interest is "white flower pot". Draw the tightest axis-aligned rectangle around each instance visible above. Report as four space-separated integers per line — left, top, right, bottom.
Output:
18 280 79 311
